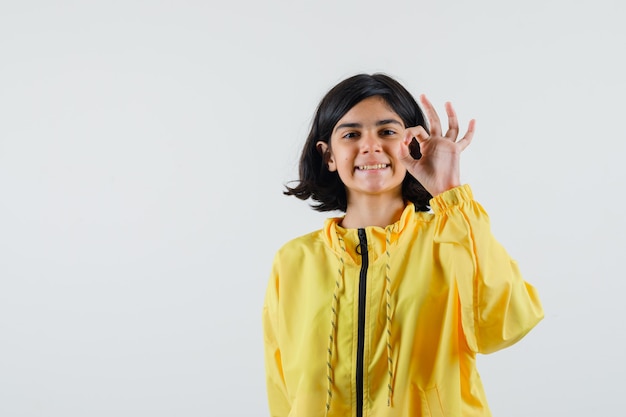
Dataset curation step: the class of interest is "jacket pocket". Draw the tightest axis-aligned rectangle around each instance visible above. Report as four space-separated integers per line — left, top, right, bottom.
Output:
421 386 445 417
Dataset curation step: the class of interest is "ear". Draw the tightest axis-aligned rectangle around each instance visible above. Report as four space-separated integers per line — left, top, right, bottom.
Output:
316 141 336 172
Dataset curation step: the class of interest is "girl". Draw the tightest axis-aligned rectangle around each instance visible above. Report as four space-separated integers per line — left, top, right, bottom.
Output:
263 73 543 417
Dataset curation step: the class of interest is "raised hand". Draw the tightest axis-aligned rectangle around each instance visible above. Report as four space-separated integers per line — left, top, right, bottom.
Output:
398 94 475 197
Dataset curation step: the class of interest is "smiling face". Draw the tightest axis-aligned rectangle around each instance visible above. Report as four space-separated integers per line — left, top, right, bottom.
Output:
317 96 408 204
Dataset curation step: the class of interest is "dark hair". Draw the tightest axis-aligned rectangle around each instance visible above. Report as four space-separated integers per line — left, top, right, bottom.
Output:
284 73 432 212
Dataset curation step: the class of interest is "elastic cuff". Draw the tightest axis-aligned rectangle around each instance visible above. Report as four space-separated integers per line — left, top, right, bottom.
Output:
429 184 474 213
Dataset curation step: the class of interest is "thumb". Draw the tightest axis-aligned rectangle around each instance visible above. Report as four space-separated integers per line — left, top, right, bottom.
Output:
398 136 421 167
399 126 429 163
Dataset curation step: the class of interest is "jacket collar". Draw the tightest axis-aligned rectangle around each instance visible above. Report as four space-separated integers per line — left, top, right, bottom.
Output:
322 203 418 263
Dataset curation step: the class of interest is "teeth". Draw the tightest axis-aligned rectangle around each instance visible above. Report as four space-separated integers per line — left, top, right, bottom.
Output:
358 164 388 170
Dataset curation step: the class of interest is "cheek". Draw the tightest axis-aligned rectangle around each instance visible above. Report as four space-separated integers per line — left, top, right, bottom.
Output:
390 146 407 175
394 164 407 177
388 143 405 163
334 152 353 166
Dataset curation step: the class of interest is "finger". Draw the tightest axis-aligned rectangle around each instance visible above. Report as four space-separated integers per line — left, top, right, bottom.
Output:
397 135 416 163
455 119 476 151
444 102 459 141
404 126 429 145
419 94 442 137
398 137 425 165
400 126 428 162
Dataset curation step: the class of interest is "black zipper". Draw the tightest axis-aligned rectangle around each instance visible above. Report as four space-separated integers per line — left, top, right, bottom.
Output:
356 228 368 417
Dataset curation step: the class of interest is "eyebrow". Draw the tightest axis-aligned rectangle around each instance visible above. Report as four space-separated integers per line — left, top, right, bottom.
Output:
334 119 403 132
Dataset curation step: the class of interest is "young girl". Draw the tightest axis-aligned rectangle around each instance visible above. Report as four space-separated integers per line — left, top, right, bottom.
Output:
263 73 543 417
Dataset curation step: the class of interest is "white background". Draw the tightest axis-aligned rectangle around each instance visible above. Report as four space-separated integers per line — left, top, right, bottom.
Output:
1 0 625 416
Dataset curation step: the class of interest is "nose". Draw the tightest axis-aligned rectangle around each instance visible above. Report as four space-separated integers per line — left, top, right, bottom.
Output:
360 131 382 153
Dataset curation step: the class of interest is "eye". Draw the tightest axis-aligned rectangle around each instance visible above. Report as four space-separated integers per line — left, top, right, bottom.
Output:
342 132 359 139
380 129 397 136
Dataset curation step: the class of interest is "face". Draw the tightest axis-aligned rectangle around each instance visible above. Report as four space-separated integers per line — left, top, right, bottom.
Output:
317 96 407 203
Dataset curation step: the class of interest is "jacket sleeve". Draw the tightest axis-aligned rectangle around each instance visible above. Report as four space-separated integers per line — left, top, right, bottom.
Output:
262 255 291 416
430 184 544 354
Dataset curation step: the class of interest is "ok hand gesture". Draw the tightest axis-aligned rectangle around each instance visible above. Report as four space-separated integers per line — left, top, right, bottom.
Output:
398 95 475 197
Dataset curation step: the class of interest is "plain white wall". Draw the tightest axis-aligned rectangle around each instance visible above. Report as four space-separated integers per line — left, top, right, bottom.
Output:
1 0 624 415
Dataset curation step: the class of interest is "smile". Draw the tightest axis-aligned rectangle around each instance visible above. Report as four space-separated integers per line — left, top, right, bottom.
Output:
356 163 389 171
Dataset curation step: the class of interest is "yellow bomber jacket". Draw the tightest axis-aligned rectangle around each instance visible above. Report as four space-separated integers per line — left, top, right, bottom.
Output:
263 185 544 417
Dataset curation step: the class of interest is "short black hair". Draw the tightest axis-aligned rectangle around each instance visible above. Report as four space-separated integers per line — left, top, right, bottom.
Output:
284 73 431 212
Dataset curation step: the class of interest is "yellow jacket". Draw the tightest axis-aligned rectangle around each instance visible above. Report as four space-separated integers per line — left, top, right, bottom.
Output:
263 185 543 416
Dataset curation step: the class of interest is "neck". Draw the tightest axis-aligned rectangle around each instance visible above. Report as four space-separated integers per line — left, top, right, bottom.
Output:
340 194 406 229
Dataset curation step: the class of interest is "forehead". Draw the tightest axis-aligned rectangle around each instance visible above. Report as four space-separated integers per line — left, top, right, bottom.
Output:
335 96 401 127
